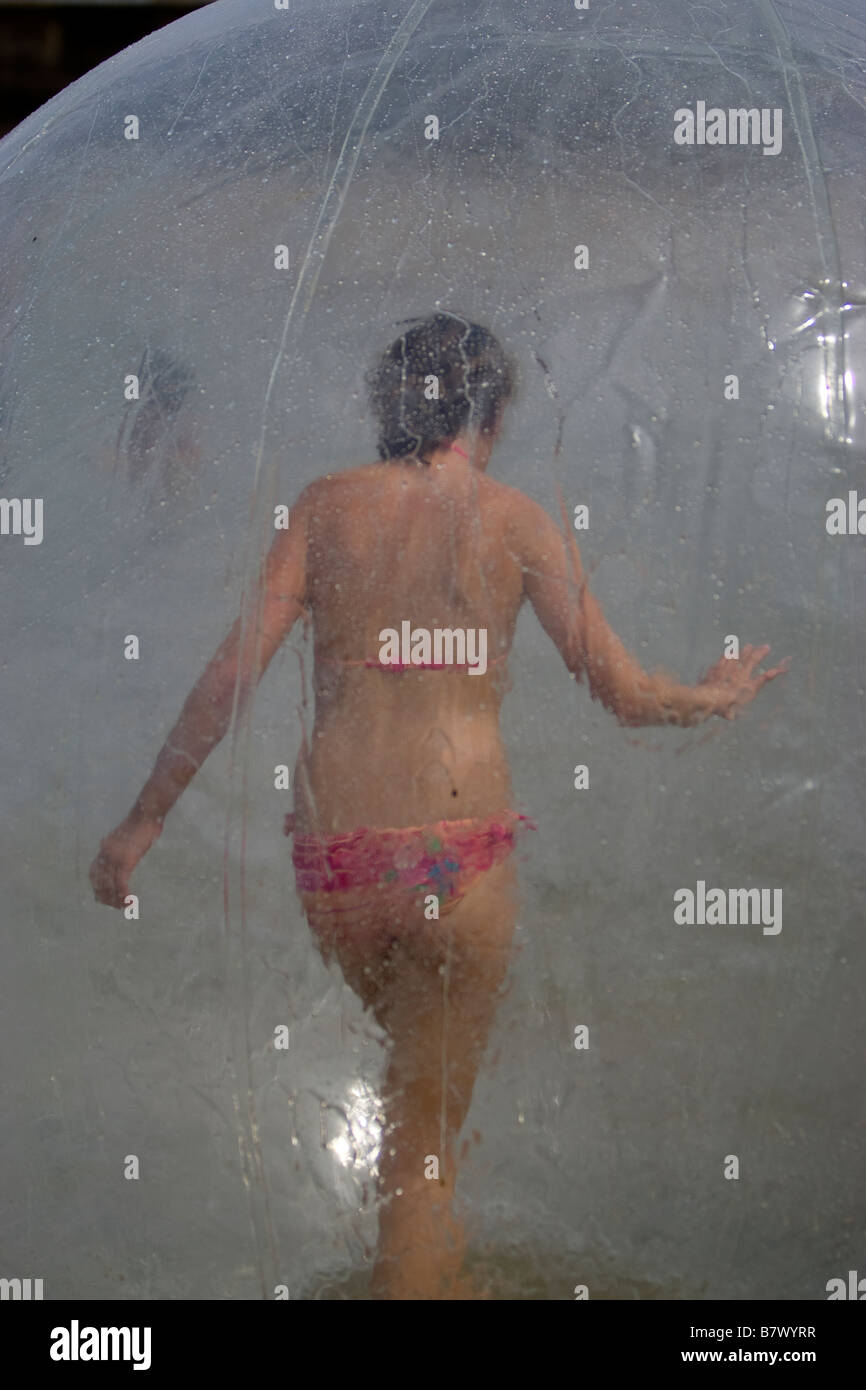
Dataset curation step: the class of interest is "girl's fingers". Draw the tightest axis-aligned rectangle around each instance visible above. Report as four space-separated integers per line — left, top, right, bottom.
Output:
759 661 788 683
743 644 770 673
90 852 130 908
113 868 128 907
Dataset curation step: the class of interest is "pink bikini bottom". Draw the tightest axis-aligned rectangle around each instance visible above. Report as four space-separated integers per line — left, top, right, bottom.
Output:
285 810 534 918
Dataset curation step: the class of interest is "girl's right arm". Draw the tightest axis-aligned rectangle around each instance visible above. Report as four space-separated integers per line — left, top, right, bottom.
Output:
90 486 314 908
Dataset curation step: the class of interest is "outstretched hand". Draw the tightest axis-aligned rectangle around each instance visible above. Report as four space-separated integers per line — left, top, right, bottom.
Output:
698 643 788 720
89 813 163 909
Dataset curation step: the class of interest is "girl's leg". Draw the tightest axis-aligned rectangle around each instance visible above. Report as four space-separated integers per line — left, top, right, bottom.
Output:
368 860 518 1298
304 860 517 1299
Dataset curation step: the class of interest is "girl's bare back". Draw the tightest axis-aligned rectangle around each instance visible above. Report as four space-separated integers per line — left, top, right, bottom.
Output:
296 459 526 833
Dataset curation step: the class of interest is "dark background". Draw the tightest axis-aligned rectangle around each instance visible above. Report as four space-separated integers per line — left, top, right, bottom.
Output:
0 2 211 137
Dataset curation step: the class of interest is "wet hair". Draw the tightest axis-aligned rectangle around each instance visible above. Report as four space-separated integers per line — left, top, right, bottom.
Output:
365 312 516 463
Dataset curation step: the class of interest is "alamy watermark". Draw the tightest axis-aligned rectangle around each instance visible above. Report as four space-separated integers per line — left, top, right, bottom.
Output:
826 1269 866 1299
49 1321 151 1370
674 102 783 156
0 1276 43 1299
378 621 487 674
0 497 43 544
674 880 782 935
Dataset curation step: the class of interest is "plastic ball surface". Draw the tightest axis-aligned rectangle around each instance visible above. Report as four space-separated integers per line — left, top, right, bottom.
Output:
1 0 864 1300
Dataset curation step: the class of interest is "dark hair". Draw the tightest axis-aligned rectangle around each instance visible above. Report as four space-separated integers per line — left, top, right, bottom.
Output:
365 312 516 463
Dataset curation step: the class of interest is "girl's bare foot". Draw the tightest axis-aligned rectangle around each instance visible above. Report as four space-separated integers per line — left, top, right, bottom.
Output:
444 1269 492 1299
